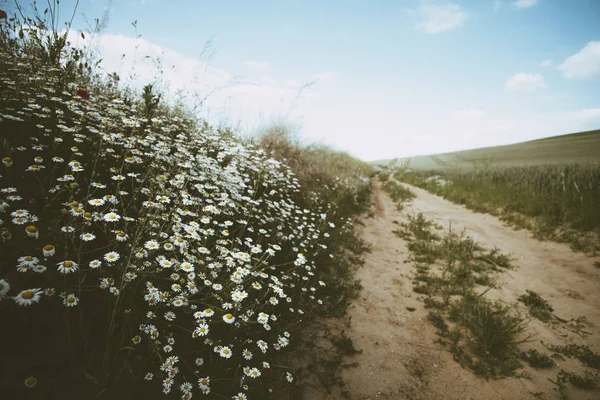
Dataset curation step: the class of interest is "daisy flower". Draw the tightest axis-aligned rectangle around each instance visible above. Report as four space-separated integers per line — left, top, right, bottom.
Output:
115 231 128 242
198 376 210 389
222 313 235 324
57 260 78 274
248 368 261 378
88 198 105 207
232 393 247 400
22 375 38 388
0 279 11 297
18 256 39 267
164 311 176 321
64 294 79 307
286 372 294 383
257 340 268 353
32 265 47 273
25 225 39 238
219 346 233 359
103 212 121 223
14 288 43 306
242 349 253 360
80 232 96 241
104 252 120 263
42 244 55 257
89 259 102 269
193 324 209 337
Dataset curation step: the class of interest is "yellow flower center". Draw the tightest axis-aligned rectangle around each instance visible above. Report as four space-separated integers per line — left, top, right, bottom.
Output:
74 207 82 213
205 308 212 314
68 297 75 303
26 225 37 232
22 291 34 299
24 376 37 387
225 313 233 319
70 201 78 207
43 244 54 251
24 256 33 261
64 261 73 268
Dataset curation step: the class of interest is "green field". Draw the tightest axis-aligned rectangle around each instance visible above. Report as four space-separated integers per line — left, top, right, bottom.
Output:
375 129 600 170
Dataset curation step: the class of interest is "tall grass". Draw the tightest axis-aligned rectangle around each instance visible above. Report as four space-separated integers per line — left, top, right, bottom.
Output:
396 164 600 250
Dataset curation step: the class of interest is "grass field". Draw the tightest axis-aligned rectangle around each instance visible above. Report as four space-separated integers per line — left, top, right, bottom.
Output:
375 129 600 170
383 131 600 254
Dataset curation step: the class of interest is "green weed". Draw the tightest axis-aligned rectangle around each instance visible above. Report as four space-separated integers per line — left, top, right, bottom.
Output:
518 290 554 322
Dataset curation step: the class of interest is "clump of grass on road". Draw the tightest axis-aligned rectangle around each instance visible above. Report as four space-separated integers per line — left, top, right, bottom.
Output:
518 290 554 322
391 209 527 377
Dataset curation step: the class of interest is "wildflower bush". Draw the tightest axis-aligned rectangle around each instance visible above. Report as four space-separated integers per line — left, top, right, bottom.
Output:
0 7 371 399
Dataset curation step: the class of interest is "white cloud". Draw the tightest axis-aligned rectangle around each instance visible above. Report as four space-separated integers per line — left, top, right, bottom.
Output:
64 31 322 130
505 73 547 92
557 41 600 80
243 60 270 71
541 59 552 67
514 0 539 9
410 3 469 34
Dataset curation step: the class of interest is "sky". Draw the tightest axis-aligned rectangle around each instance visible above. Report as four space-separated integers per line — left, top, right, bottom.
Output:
13 0 600 160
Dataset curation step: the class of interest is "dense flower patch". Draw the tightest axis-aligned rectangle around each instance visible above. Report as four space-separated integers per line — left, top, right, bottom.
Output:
0 11 371 399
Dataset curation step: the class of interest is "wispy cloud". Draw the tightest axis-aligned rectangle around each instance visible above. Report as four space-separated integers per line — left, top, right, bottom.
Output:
505 73 547 92
514 0 539 9
540 59 552 67
65 32 323 129
409 3 469 34
243 60 270 71
557 41 600 80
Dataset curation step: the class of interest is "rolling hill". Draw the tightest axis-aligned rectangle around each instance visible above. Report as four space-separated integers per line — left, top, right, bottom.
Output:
374 129 600 170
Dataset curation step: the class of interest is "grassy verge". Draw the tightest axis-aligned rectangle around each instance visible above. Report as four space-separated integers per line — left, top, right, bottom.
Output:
0 5 371 399
395 165 600 256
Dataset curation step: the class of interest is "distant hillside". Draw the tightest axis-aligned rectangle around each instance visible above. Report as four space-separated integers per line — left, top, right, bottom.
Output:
373 129 600 170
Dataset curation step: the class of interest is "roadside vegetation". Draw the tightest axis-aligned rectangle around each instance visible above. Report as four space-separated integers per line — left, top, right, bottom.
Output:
382 180 600 398
392 162 600 255
0 4 371 399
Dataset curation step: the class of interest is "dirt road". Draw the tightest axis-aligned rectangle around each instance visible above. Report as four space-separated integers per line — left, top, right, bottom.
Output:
335 180 600 400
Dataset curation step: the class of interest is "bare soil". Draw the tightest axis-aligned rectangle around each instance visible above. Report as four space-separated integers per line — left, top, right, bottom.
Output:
320 180 600 400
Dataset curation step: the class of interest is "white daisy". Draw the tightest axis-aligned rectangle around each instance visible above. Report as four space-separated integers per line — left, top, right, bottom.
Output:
219 346 232 359
104 252 120 263
222 313 235 324
57 260 78 274
103 212 121 223
14 288 43 306
0 279 11 297
80 232 96 241
64 293 79 307
89 259 102 269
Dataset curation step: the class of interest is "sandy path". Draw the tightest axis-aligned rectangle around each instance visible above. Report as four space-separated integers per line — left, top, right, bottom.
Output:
335 180 600 400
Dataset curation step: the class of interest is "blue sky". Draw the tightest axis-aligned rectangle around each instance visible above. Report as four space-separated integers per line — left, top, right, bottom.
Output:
21 0 600 160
